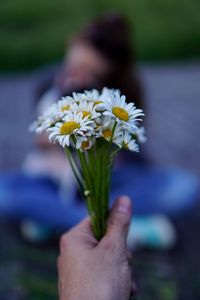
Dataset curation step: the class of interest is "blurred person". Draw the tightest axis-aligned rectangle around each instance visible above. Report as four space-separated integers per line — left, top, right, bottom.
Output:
37 11 142 110
25 12 143 188
0 12 199 249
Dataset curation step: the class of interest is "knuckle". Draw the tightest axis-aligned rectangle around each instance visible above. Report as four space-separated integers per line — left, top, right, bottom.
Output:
115 212 130 226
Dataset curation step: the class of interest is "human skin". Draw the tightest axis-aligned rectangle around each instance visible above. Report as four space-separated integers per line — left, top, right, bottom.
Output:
57 196 133 300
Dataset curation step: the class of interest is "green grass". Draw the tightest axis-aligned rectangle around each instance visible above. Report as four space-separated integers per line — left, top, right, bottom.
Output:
0 0 200 70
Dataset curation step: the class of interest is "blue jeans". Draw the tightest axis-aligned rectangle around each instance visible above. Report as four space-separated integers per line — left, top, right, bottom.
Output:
0 165 199 230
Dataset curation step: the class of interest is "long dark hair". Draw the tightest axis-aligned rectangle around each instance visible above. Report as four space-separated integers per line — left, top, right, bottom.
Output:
77 12 142 107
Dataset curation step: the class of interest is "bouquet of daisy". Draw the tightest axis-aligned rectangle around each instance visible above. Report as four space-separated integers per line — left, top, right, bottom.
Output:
31 88 145 240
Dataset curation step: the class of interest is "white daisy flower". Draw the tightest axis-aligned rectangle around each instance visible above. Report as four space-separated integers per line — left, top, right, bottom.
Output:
83 89 101 104
134 126 147 143
98 91 144 129
83 88 112 106
30 103 62 133
116 131 139 152
97 117 122 145
44 102 59 117
57 97 73 113
95 88 119 111
82 88 117 113
47 111 94 147
101 87 119 98
71 92 86 103
29 117 44 133
76 136 94 151
33 118 57 134
71 100 101 119
32 88 146 153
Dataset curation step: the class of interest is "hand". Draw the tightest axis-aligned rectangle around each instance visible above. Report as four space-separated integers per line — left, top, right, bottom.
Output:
58 196 133 300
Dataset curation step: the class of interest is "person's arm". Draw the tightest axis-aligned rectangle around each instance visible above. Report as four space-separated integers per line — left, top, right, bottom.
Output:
58 196 134 300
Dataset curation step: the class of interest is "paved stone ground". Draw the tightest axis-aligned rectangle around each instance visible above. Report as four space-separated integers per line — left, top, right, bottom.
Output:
0 62 200 178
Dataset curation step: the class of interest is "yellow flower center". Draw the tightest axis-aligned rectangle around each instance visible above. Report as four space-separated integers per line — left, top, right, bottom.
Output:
123 143 129 149
61 105 70 112
81 140 90 150
94 100 103 105
82 111 91 118
112 107 129 122
60 121 80 135
102 129 112 140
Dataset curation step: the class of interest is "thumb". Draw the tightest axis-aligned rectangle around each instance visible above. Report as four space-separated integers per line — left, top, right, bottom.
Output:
106 196 132 246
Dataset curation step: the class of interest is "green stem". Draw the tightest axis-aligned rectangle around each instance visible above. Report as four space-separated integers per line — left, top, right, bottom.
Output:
77 149 101 239
64 136 117 241
64 147 83 191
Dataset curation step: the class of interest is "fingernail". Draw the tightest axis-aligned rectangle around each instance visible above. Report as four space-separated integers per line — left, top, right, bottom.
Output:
117 196 131 213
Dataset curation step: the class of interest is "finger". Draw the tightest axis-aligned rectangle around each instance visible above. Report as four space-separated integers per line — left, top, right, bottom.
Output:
106 196 132 246
61 217 93 241
60 217 97 253
74 217 99 247
72 217 93 235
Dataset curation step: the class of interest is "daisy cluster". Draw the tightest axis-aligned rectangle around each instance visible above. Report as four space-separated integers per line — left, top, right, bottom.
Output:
32 88 146 152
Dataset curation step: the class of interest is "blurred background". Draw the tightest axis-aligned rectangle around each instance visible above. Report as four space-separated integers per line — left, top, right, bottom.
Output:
0 0 200 299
